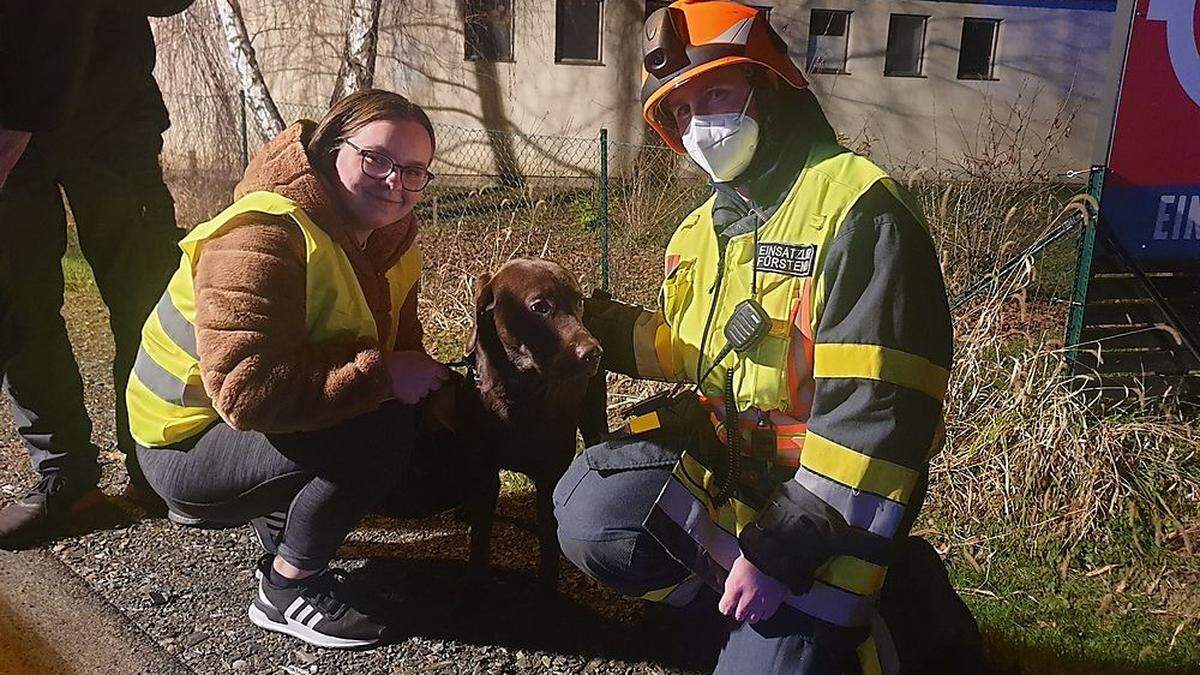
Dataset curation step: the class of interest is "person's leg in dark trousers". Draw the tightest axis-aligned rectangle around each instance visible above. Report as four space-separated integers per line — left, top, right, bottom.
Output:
0 151 108 548
0 257 18 369
554 439 863 674
553 440 692 598
61 133 180 493
0 152 102 485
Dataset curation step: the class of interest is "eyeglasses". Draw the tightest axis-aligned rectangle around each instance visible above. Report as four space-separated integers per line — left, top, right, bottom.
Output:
341 138 435 192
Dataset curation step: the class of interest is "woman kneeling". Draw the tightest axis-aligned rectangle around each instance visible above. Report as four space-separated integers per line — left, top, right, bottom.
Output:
128 90 447 649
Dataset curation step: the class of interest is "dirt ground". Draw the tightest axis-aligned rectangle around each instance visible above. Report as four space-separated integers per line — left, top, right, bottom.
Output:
0 287 724 675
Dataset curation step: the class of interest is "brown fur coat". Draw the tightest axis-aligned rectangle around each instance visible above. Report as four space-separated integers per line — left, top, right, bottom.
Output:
193 121 421 433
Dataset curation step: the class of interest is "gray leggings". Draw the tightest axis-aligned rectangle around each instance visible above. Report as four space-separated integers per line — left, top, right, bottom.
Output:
138 401 468 570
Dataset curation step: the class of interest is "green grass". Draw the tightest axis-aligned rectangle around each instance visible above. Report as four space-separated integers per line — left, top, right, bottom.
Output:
62 226 95 290
62 251 95 290
934 520 1200 674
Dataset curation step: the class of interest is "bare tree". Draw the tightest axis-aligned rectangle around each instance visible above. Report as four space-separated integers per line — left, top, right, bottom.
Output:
214 0 285 138
214 0 387 136
331 0 383 105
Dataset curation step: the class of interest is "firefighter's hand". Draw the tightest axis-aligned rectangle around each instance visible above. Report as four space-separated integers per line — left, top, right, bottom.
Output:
386 350 450 404
719 554 787 624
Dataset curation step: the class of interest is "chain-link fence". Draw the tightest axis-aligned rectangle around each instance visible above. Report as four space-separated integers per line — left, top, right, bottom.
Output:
159 89 1091 347
160 90 705 305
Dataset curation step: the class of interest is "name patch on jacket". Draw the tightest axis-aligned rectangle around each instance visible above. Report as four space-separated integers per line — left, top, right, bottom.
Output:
756 243 817 278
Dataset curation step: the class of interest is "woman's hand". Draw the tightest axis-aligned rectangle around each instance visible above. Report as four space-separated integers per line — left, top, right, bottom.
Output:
719 554 788 624
385 350 450 404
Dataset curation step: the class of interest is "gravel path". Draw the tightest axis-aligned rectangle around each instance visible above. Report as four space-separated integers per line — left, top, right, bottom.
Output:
0 289 721 675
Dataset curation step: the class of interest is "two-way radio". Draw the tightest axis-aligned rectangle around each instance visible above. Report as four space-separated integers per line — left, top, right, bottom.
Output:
699 186 774 503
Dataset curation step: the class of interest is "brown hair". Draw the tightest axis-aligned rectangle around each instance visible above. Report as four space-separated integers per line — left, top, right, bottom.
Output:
306 89 436 175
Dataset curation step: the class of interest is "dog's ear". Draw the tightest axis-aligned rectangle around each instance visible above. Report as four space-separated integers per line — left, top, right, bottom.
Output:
474 272 495 318
467 272 495 356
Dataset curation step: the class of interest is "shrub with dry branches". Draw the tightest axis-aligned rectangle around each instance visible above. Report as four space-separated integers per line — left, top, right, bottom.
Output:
935 264 1200 556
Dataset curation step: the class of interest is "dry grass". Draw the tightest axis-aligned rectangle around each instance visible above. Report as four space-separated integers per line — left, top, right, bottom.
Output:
165 127 1200 552
151 94 1200 657
935 268 1200 552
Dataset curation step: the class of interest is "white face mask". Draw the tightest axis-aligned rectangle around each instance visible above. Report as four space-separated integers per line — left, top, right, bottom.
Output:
680 90 759 183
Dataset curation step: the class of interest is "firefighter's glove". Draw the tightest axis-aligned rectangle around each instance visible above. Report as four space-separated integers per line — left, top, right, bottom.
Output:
581 290 645 376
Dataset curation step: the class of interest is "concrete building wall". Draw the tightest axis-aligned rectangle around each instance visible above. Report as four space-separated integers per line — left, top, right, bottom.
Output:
155 0 1118 177
775 0 1117 174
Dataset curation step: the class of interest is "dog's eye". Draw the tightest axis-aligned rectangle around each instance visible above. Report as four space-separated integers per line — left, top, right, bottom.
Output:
530 299 554 316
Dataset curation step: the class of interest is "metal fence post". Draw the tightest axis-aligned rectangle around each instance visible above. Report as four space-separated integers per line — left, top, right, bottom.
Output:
599 127 610 292
240 90 249 169
1064 165 1105 364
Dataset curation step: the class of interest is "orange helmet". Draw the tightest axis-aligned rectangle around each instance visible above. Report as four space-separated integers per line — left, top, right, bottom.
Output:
642 0 808 154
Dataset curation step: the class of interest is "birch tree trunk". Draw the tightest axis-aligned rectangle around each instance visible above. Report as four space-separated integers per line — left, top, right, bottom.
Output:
331 0 383 105
214 0 284 139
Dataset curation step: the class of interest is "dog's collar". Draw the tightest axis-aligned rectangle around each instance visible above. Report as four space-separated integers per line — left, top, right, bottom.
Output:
445 352 480 385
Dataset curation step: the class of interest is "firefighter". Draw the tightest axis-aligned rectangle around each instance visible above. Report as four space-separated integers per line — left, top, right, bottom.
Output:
555 1 959 672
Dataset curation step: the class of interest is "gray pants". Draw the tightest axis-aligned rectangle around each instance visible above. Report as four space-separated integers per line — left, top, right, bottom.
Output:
139 401 471 571
553 439 863 675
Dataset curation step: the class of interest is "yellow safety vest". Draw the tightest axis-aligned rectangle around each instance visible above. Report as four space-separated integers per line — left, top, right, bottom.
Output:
643 145 927 671
659 143 922 411
126 191 423 447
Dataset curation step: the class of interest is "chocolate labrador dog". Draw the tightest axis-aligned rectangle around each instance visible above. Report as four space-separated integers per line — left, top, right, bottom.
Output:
445 257 602 591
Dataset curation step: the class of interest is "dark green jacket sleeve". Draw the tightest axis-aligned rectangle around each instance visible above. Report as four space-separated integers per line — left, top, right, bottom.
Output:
583 292 688 382
739 182 953 594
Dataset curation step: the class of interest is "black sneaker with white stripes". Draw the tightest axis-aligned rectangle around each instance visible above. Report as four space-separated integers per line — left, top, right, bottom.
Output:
251 511 287 581
248 560 385 649
250 511 286 554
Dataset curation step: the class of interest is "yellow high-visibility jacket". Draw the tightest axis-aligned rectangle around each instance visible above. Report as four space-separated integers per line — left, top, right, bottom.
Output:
126 191 422 447
586 143 952 642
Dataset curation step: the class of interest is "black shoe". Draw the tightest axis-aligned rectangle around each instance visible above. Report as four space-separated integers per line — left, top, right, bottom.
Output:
250 511 287 582
166 509 208 528
250 511 286 555
253 552 273 581
0 475 106 550
120 482 168 519
248 561 385 649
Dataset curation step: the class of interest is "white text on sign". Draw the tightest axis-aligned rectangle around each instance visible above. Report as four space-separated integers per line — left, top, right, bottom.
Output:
1153 195 1200 240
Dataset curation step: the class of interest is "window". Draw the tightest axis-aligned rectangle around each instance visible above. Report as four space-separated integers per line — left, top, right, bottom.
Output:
556 0 603 63
884 14 927 77
806 9 850 74
958 18 1000 80
464 0 513 62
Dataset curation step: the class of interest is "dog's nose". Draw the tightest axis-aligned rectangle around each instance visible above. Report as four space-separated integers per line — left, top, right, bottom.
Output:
577 342 602 366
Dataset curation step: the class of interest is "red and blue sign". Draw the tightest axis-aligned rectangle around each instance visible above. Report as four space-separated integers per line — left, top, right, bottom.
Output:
1100 0 1200 338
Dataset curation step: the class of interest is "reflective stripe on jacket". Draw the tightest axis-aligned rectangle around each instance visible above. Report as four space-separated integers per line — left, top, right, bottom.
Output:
126 190 422 447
